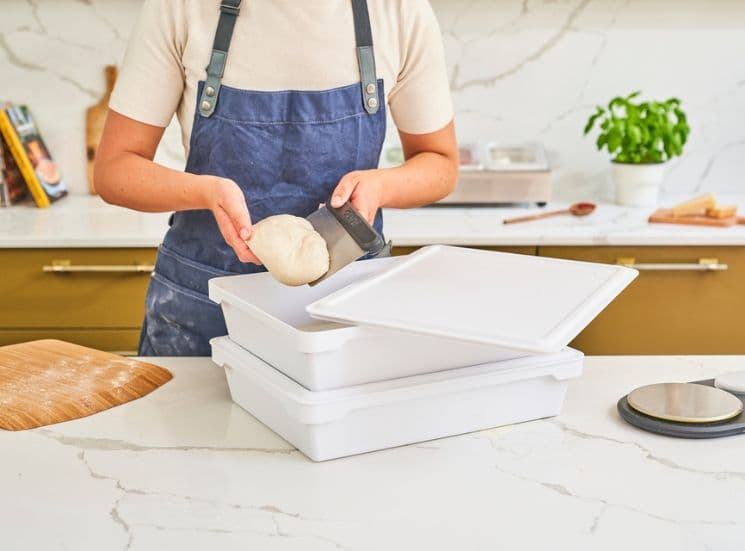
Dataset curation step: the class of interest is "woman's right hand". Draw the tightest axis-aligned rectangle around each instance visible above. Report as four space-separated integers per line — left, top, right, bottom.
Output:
205 177 261 264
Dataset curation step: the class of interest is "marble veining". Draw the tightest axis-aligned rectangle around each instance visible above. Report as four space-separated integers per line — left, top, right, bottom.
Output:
431 0 745 200
7 195 745 248
1 1 744 200
5 193 745 247
2 355 745 550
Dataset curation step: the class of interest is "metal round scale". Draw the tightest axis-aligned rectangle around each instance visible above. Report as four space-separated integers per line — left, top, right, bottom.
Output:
628 382 742 423
618 379 745 439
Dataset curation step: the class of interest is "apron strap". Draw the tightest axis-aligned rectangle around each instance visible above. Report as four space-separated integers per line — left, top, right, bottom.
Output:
199 0 379 117
351 0 380 114
198 0 242 118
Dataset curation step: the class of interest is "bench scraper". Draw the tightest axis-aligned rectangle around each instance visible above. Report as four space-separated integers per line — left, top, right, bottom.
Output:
307 199 389 286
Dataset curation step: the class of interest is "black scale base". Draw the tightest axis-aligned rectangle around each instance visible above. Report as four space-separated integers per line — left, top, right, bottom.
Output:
617 379 745 439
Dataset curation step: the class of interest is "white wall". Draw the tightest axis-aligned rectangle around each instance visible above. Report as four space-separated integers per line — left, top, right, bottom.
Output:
434 0 745 199
2 0 744 200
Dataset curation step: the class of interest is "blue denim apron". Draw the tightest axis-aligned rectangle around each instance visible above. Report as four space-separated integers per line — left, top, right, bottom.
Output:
139 0 386 356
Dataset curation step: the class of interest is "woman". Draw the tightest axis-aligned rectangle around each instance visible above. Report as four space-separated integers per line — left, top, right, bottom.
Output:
96 0 458 356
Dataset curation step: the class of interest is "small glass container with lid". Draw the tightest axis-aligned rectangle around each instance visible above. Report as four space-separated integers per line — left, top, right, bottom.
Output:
458 143 483 171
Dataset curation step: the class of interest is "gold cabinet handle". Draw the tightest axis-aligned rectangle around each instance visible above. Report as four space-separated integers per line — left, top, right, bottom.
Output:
42 260 154 274
616 257 728 272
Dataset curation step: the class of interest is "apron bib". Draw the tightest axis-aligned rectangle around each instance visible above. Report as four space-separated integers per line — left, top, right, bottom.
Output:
139 0 386 356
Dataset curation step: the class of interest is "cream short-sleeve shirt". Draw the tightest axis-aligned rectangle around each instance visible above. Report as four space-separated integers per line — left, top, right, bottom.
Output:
110 0 453 156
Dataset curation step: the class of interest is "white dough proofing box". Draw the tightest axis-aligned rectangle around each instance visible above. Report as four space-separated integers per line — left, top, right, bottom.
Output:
209 246 636 461
208 245 638 391
211 336 585 462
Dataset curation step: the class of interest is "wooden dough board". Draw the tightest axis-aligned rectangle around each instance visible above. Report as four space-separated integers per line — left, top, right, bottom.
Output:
86 65 117 194
649 209 745 227
0 339 172 431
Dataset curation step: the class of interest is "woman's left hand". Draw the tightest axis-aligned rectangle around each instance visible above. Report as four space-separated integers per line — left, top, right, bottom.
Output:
330 169 387 224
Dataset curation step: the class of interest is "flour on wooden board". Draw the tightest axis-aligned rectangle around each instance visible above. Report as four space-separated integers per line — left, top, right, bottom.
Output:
1 355 145 408
0 341 172 431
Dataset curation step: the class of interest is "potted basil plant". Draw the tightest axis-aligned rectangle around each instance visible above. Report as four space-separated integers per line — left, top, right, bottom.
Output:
584 92 690 207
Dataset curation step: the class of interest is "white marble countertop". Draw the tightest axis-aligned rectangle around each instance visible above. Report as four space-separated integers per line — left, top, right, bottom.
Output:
0 195 171 248
2 355 744 550
388 196 745 247
3 193 745 248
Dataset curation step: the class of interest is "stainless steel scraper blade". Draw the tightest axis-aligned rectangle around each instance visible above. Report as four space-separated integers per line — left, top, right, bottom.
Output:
307 200 385 286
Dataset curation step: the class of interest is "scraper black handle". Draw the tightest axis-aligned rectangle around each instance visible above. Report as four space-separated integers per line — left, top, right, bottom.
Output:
327 199 385 255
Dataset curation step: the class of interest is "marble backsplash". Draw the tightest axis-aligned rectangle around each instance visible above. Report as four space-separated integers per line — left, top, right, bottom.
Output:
1 0 744 199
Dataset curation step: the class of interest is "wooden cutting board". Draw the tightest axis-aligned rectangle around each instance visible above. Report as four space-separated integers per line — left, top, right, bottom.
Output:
649 209 745 227
0 339 172 431
86 65 117 194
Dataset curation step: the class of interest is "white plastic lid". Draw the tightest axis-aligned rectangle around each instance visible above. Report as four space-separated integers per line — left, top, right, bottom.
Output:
307 245 638 354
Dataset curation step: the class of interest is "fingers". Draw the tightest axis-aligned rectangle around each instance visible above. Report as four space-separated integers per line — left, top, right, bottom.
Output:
356 202 378 225
331 171 360 207
241 243 263 265
346 192 376 225
243 249 262 264
209 178 261 264
333 171 382 224
222 190 260 262
214 207 251 262
224 194 253 241
214 206 261 264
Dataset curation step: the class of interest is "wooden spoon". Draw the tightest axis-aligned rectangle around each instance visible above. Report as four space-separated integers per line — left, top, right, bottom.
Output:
503 202 597 225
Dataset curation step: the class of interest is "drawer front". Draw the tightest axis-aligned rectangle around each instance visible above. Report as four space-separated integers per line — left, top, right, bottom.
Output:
0 329 141 355
2 248 157 329
539 246 745 354
392 246 537 256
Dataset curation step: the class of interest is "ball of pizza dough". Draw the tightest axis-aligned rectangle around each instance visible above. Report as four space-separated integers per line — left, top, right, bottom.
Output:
247 214 329 286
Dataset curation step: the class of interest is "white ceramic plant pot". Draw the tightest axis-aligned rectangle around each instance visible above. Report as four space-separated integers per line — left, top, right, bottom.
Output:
612 162 667 207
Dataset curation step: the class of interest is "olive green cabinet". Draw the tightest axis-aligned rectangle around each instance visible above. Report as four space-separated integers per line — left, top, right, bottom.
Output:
394 244 745 355
537 246 745 355
3 245 743 355
1 248 156 353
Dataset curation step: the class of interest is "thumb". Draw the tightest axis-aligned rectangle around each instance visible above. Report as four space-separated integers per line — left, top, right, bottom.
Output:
225 198 252 241
331 172 359 208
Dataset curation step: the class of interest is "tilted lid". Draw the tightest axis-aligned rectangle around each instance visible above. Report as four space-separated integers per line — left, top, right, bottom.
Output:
307 245 638 353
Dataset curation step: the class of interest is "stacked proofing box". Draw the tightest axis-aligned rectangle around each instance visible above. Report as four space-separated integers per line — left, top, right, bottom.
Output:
209 245 638 461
